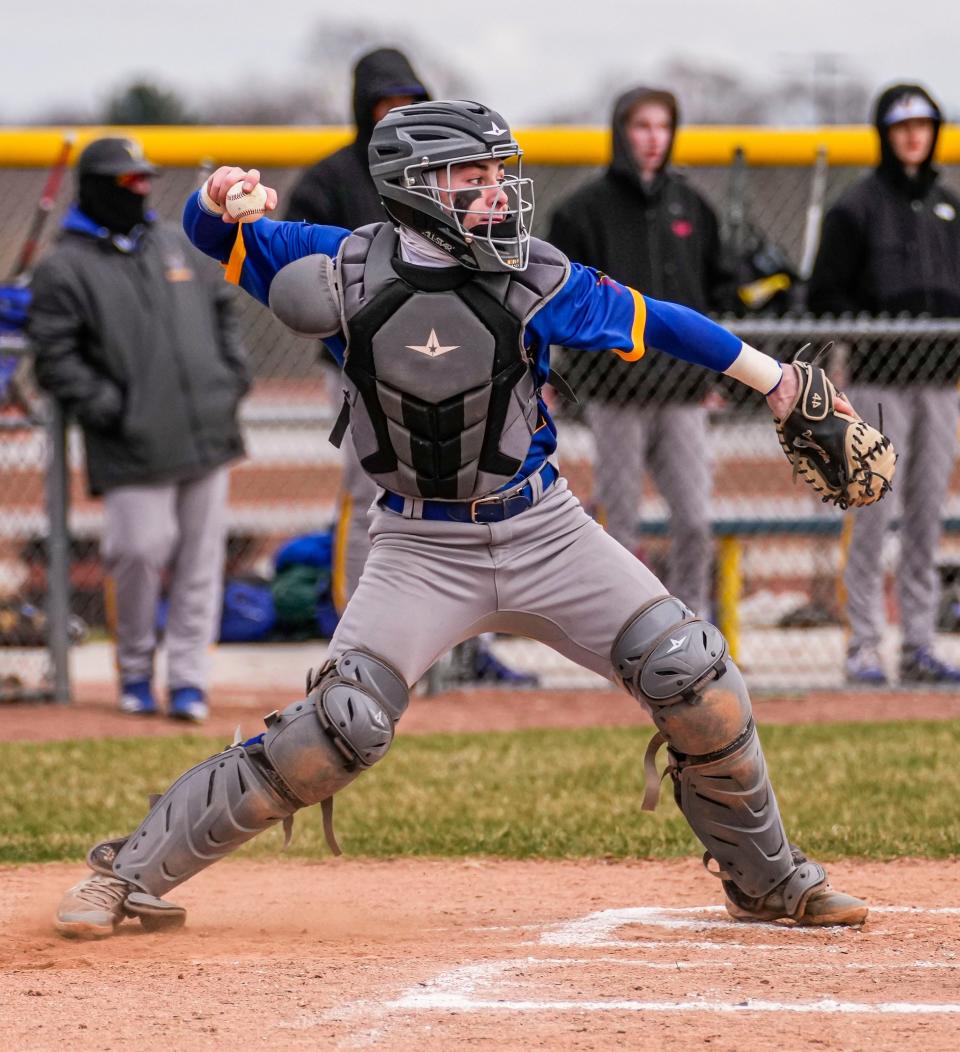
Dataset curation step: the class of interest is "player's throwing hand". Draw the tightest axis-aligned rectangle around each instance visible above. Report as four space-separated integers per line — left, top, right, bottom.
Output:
201 166 278 223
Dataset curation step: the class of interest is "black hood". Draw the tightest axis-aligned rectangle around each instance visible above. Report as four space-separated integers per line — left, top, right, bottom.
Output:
609 86 678 195
352 48 430 145
873 82 942 196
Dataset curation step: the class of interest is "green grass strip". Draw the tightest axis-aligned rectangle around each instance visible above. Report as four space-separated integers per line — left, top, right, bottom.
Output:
1 721 957 864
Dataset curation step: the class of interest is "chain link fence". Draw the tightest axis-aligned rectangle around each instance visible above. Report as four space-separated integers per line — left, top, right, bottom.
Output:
2 152 960 697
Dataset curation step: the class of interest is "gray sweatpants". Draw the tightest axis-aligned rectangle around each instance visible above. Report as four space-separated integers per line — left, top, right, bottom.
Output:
844 385 959 651
329 477 667 686
331 433 379 614
102 467 230 690
586 402 713 615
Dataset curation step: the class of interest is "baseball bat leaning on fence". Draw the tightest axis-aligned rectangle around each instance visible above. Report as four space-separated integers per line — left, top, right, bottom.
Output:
8 132 76 281
797 146 829 284
0 132 75 420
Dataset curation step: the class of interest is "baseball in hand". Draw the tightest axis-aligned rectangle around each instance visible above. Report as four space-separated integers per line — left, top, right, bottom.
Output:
225 182 268 222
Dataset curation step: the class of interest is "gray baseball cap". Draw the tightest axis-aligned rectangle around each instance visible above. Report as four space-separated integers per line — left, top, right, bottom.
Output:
76 137 158 177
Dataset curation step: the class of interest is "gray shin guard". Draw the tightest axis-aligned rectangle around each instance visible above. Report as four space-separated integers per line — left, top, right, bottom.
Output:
613 597 814 900
106 649 408 900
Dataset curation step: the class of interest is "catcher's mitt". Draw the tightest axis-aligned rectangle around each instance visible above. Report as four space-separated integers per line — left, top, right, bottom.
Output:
774 361 897 509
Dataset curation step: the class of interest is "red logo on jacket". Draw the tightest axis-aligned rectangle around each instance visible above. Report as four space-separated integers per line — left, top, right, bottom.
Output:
671 219 694 238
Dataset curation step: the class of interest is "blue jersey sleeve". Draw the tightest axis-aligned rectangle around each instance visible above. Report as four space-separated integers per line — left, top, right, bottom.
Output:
528 263 643 352
182 190 351 307
642 296 742 371
528 262 743 373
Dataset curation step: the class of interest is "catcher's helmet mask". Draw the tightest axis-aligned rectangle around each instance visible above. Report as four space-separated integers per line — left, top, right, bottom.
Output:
369 100 534 272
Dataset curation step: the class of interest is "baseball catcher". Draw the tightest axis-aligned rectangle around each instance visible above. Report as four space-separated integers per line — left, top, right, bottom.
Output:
55 100 894 939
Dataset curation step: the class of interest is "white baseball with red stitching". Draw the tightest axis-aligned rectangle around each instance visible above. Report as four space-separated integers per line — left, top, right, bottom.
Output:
225 182 268 222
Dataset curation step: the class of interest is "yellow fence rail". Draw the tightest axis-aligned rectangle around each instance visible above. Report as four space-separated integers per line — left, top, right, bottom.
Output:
2 124 960 169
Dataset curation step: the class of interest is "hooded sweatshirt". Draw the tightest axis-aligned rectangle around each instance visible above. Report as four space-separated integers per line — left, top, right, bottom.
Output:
284 48 429 227
547 86 737 404
808 83 960 383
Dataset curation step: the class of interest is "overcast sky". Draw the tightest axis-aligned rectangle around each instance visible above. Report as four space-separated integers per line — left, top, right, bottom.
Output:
4 1 957 124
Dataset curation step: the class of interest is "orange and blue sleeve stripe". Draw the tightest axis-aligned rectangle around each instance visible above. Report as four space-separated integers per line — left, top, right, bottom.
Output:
531 262 742 372
182 190 350 306
612 286 647 361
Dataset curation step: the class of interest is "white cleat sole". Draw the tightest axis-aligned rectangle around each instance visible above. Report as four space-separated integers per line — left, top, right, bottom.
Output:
55 917 118 940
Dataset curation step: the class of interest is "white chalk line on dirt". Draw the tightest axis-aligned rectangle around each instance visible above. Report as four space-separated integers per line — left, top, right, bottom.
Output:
388 952 960 1016
316 904 960 1046
391 995 960 1015
539 905 960 949
397 905 960 1014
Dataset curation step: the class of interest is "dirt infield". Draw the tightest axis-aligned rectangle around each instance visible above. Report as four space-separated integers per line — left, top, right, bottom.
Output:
3 682 960 743
3 858 959 1051
4 689 959 1049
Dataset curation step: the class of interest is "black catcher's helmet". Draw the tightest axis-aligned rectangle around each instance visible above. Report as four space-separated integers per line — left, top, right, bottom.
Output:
368 99 534 272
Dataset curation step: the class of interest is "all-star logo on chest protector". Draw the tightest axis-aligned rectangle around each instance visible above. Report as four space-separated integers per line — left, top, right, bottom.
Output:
406 328 459 357
335 223 570 502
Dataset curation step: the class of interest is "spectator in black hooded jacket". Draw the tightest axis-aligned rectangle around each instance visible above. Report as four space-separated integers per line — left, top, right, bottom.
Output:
548 87 737 615
809 83 960 686
285 48 429 615
285 48 429 227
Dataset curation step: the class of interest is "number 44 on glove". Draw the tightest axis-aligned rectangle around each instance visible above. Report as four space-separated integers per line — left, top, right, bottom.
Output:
774 359 897 510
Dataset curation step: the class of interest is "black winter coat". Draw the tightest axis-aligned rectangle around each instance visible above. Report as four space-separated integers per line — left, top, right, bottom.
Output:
284 49 429 227
29 219 248 495
548 86 737 405
807 83 960 384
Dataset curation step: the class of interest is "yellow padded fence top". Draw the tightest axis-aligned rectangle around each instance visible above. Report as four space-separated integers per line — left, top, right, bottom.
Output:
2 124 960 168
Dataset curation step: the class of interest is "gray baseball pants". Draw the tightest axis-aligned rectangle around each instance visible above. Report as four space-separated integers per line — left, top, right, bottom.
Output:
844 385 959 651
102 467 230 690
586 402 713 615
329 476 668 686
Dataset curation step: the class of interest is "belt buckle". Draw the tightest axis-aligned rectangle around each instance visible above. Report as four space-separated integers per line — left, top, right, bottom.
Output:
469 495 496 523
469 489 513 523
469 487 531 524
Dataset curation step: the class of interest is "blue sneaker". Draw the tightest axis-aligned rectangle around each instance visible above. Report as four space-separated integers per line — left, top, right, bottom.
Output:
472 645 540 687
844 646 887 686
900 646 960 684
169 686 209 723
119 680 157 715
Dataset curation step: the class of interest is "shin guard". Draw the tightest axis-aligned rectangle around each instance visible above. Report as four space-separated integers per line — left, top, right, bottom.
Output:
613 597 821 901
102 649 408 900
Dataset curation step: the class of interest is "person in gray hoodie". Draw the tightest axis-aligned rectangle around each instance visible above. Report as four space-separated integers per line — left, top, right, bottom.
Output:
29 137 249 722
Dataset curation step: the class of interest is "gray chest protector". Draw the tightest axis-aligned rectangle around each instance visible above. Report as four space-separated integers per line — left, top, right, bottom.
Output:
335 224 570 501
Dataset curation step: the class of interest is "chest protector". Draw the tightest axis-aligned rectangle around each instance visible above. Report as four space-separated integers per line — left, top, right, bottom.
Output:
336 223 569 501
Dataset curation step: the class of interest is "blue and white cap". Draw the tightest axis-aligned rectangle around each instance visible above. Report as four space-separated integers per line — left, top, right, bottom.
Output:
884 93 938 126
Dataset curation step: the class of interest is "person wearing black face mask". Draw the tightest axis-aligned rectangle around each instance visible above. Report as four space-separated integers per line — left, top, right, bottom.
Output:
29 137 250 722
77 169 149 235
809 84 960 686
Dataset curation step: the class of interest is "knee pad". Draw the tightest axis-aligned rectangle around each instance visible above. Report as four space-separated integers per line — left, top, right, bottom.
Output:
262 648 409 803
612 596 751 756
107 649 407 899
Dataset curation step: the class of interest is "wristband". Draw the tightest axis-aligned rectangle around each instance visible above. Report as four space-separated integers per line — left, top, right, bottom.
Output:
199 182 225 216
723 341 784 395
